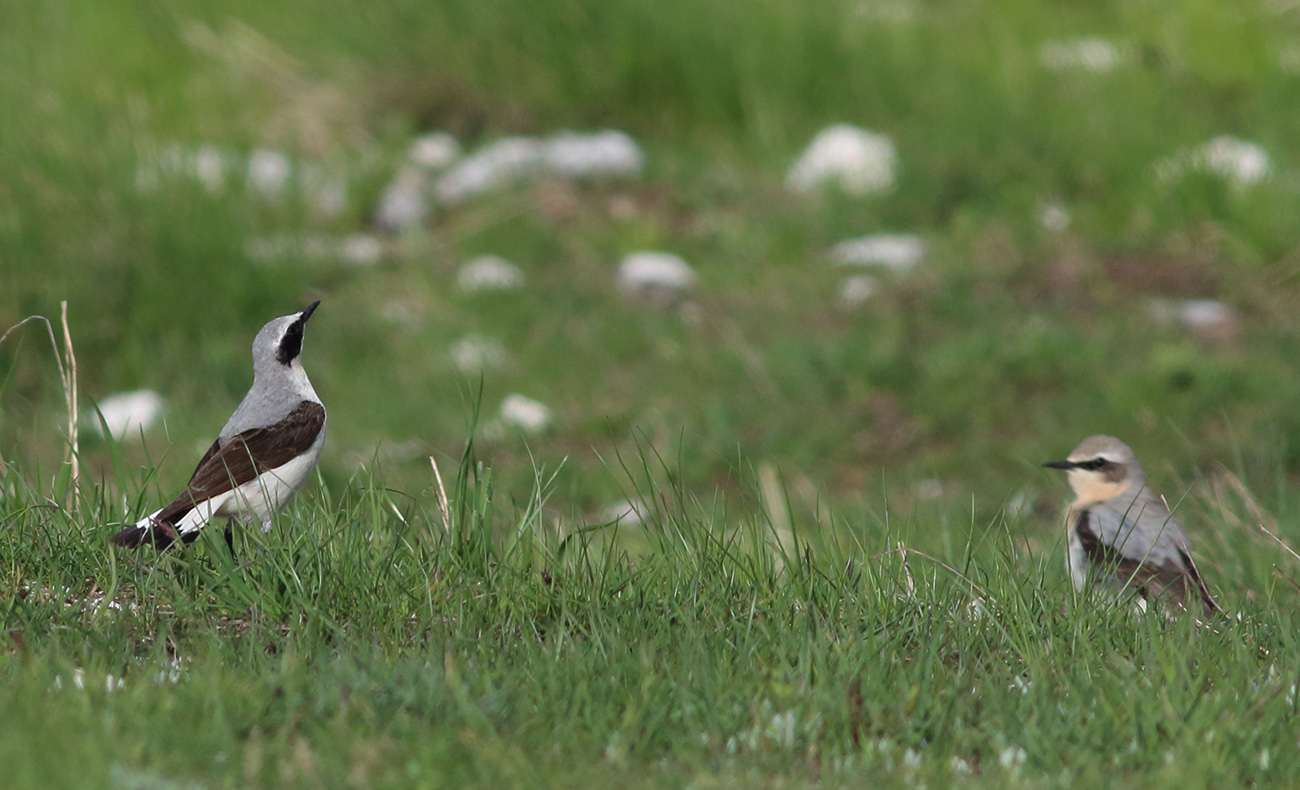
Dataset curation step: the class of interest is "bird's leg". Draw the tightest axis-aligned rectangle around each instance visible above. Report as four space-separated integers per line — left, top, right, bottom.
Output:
224 520 237 562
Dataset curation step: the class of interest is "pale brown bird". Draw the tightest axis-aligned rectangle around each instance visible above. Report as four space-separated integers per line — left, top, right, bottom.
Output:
1043 435 1220 616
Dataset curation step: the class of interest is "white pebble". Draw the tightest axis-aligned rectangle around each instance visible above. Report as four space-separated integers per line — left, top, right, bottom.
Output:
374 167 430 231
829 234 923 271
1199 136 1271 185
192 145 228 193
449 335 508 373
434 137 542 203
246 149 292 200
92 390 166 440
339 234 383 265
498 394 552 434
602 499 650 525
1154 136 1271 187
837 275 879 307
998 746 1027 770
1040 204 1070 232
408 132 461 170
1038 38 1125 72
617 251 696 298
542 130 644 178
786 124 896 196
457 255 525 292
1148 298 1238 333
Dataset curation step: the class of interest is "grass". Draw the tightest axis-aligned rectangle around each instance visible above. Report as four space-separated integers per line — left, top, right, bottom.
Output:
4 441 1300 788
7 0 1300 785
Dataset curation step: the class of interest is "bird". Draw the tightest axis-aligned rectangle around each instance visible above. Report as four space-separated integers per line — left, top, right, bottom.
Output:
111 302 326 551
1042 434 1220 617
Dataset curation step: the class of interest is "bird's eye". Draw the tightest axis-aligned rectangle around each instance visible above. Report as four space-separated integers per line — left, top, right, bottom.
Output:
1080 458 1108 471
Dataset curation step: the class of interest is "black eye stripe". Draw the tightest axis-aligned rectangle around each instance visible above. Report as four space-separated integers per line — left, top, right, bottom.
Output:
1077 458 1109 471
276 321 305 364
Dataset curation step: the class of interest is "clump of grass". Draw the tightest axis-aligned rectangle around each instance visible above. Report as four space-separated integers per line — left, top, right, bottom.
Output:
4 425 1300 788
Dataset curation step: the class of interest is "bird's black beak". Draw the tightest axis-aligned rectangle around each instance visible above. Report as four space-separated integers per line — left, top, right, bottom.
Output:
299 301 321 323
1042 460 1076 470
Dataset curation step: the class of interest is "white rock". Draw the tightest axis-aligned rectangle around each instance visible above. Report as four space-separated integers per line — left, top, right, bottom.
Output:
339 234 383 265
1040 204 1070 232
1038 38 1124 72
785 124 896 196
434 137 542 203
837 275 879 307
829 234 923 271
374 167 430 231
1148 298 1238 333
457 255 525 292
246 149 292 200
998 746 1027 771
1177 299 1236 329
408 132 461 170
602 499 650 525
245 234 381 266
192 145 228 193
617 251 696 298
449 335 508 373
914 479 943 500
1154 136 1271 187
499 394 551 433
1198 136 1271 185
92 390 166 440
542 130 644 178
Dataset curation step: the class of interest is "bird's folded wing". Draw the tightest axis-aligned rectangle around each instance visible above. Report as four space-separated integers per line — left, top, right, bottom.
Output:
154 401 326 524
1078 505 1219 614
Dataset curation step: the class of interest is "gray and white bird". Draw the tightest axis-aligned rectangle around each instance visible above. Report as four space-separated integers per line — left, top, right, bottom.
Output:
111 302 326 550
1043 435 1220 616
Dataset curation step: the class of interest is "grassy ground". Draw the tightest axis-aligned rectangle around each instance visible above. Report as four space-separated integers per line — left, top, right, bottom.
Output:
6 0 1300 786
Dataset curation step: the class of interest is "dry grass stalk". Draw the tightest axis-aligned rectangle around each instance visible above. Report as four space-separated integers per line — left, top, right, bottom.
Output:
0 302 80 504
429 456 452 534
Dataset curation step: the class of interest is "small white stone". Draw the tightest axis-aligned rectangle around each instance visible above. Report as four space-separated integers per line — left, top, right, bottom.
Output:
998 746 1027 770
408 132 461 170
192 145 227 193
542 130 644 178
837 275 879 307
602 499 649 525
457 255 525 292
914 479 943 499
339 234 383 265
617 251 696 298
1177 299 1236 329
1038 38 1124 72
449 335 508 373
1040 204 1070 232
434 137 543 203
374 167 430 231
499 394 551 434
1199 136 1271 185
246 149 292 200
92 390 166 440
829 234 923 271
1154 136 1271 187
786 124 896 196
1148 298 1238 334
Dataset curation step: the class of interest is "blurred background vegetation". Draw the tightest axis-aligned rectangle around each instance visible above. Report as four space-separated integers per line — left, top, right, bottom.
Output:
5 0 1300 565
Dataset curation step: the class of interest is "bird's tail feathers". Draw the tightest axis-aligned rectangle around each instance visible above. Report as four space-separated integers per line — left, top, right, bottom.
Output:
110 509 179 549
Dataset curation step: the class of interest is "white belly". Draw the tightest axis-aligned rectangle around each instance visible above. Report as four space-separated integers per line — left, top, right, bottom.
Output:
175 426 326 534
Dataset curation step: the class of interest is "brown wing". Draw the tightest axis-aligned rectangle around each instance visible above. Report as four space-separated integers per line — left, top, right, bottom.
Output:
1077 510 1220 617
153 401 326 529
